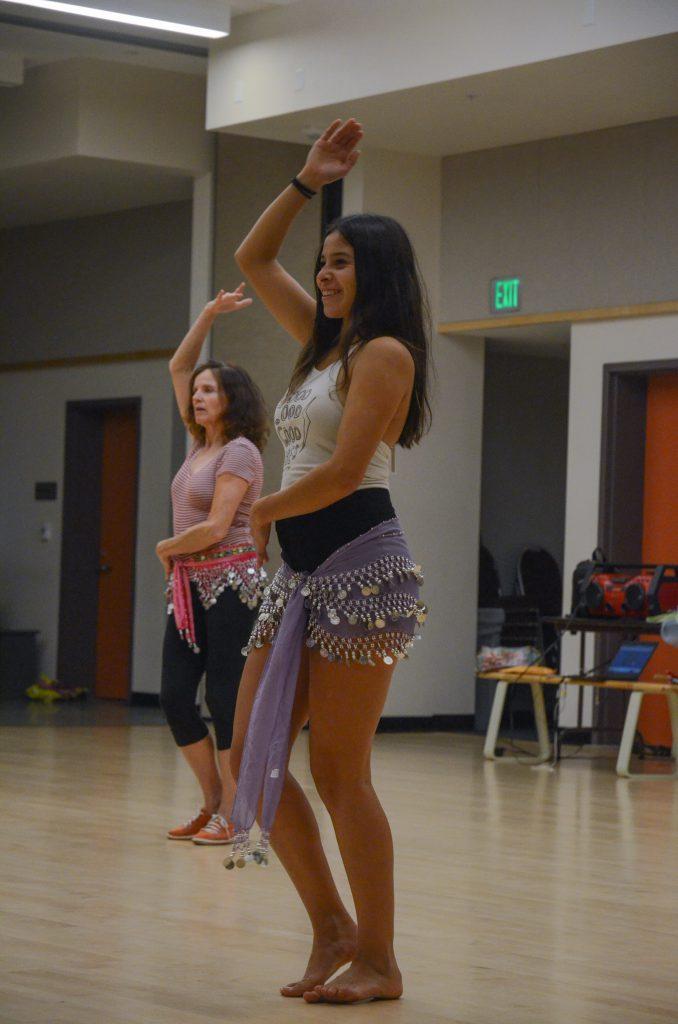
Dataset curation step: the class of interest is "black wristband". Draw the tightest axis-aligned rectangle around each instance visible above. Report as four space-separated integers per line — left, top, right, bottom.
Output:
290 176 317 199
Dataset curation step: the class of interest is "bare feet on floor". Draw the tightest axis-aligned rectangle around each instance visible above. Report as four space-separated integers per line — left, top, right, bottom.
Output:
280 920 358 998
302 958 403 1004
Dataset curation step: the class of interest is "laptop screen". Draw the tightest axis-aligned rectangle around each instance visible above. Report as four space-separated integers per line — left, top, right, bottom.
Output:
607 641 658 681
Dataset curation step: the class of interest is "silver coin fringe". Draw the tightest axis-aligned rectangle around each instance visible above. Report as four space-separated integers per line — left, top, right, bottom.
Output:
223 829 270 871
167 558 268 618
243 553 427 667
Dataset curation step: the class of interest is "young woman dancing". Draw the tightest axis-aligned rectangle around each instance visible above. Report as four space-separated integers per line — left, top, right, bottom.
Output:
229 118 430 1004
158 285 268 845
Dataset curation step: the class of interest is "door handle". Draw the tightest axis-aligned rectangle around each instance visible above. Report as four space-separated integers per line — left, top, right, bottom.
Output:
99 564 112 574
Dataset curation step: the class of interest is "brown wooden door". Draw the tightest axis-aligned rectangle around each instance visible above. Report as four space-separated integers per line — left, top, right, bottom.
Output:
94 407 139 699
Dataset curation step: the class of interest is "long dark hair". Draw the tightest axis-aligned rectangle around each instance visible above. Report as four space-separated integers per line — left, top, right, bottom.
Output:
187 360 269 452
288 213 432 447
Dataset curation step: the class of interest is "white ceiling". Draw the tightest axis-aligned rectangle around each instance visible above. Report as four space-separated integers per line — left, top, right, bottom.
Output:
0 17 207 74
219 33 678 157
0 1 295 74
0 8 676 229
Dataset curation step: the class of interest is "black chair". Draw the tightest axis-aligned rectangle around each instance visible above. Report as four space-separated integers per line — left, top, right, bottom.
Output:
497 596 555 733
516 547 563 669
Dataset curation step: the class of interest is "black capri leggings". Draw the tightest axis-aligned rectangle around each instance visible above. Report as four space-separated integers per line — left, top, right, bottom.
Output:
160 583 256 750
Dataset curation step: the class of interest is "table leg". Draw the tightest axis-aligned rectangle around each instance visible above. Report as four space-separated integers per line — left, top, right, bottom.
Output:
578 632 586 727
553 685 562 764
530 683 552 764
616 691 643 777
483 681 509 760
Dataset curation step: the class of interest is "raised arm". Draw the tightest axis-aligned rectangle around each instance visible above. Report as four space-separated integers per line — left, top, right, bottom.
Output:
169 285 252 423
235 118 363 345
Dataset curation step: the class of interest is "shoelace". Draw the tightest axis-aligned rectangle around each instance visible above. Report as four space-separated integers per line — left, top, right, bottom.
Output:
179 809 206 829
203 813 230 834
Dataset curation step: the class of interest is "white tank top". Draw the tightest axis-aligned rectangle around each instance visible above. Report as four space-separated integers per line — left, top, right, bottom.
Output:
275 356 392 490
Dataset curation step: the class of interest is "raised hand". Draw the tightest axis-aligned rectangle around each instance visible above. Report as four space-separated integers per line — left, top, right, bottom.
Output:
205 283 253 317
299 118 363 190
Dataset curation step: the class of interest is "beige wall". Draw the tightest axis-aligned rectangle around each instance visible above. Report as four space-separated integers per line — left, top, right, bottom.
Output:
353 149 484 716
559 313 678 726
441 117 678 323
0 60 212 176
0 201 192 365
0 60 79 169
212 133 321 518
0 359 175 694
76 61 212 175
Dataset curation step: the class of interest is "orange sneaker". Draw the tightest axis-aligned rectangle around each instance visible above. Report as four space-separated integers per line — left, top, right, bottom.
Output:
192 813 235 845
167 808 212 840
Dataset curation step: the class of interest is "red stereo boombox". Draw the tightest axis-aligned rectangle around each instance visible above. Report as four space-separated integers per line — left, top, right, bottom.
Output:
572 561 678 619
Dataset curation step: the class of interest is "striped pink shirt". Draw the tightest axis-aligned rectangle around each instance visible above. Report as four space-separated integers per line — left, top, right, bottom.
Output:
171 436 264 549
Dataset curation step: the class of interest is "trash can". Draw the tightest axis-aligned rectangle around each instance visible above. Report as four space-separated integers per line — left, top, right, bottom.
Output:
0 631 40 700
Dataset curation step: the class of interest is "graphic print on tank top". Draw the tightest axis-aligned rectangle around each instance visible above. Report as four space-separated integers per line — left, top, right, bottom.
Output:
274 382 317 470
275 356 391 490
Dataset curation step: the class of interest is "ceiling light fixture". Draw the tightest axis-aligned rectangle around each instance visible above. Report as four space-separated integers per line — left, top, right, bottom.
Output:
1 0 230 39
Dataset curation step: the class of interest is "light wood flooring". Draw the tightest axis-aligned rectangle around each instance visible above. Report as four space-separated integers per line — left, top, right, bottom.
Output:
1 724 677 1024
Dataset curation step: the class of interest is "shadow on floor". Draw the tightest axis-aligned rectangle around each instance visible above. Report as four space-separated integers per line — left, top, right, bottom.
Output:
0 697 165 728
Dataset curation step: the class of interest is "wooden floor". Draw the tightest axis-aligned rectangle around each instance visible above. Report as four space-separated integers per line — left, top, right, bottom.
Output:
1 723 677 1024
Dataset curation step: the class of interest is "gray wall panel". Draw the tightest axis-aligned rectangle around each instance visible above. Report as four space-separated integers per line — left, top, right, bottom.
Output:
212 134 321 530
441 117 678 322
0 201 192 364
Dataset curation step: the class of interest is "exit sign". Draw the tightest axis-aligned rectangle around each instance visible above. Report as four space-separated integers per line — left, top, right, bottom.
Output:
490 277 521 313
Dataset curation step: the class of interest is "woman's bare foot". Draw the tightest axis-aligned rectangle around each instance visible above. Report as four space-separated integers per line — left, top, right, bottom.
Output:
302 958 403 1004
280 919 358 998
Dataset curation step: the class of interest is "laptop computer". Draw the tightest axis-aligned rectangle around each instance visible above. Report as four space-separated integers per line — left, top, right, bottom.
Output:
591 641 659 682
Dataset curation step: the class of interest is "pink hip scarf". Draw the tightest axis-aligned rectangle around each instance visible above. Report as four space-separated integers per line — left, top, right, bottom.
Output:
168 545 267 653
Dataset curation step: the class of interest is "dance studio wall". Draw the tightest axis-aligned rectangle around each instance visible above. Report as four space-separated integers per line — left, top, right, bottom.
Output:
0 360 173 693
440 117 678 324
0 201 192 365
211 133 321 546
0 200 195 693
560 314 678 728
345 147 484 718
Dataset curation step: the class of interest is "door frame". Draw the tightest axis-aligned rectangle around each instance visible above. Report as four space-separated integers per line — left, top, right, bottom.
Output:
57 397 141 698
595 358 678 735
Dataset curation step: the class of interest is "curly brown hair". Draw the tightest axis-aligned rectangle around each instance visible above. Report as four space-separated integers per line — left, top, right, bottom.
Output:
186 360 269 452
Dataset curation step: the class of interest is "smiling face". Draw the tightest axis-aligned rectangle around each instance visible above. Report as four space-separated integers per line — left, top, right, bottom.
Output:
316 231 357 320
191 369 227 433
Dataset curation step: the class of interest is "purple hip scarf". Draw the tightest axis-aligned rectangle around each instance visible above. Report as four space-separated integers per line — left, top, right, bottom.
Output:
225 516 427 870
